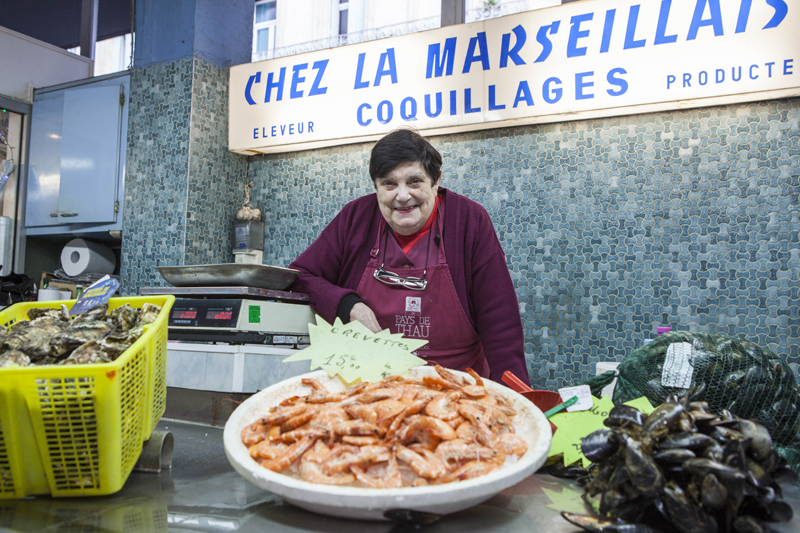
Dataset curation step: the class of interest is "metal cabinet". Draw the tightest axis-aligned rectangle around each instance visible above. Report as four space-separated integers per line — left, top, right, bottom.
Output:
25 74 128 231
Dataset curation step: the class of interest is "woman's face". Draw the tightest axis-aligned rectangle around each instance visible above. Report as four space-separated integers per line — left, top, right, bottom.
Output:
374 161 439 236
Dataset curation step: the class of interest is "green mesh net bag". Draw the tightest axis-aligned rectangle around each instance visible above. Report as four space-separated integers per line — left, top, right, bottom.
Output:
581 331 800 471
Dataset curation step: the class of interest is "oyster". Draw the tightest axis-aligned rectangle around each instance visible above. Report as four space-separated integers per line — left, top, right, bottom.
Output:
137 303 161 326
2 317 66 361
27 305 70 322
49 321 113 357
108 304 140 331
60 341 112 365
71 303 109 325
0 349 30 368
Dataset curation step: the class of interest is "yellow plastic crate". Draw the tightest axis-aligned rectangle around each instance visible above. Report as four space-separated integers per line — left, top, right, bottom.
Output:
0 295 174 499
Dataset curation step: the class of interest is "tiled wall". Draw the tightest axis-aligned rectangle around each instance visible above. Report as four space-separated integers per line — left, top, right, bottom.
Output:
122 56 246 292
249 98 800 390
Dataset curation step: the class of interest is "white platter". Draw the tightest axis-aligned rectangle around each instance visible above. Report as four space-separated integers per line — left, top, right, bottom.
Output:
223 367 552 521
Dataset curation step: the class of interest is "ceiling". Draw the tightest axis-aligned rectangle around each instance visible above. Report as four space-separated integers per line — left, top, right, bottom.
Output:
0 0 132 50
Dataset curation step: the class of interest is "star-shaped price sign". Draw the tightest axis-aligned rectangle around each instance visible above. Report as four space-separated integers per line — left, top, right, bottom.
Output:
548 395 655 468
282 315 427 383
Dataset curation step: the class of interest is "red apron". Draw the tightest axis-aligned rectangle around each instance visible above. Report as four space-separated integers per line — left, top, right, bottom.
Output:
355 208 490 377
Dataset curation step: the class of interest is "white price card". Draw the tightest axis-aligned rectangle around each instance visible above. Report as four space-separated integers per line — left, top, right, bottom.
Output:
557 385 593 412
662 342 695 389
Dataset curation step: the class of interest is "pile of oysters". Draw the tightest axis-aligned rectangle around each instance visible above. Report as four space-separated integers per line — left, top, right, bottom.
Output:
563 394 797 533
0 303 161 368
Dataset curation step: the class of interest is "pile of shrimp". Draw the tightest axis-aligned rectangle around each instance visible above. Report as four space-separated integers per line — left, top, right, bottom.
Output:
240 365 529 488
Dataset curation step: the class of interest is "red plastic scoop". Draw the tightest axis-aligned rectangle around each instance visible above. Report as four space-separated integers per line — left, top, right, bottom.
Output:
502 371 560 435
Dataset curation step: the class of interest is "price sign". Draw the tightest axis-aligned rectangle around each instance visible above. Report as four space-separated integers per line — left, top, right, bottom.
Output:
69 276 120 316
282 315 427 383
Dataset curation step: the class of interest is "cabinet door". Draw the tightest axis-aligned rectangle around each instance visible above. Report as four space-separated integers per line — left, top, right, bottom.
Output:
57 84 122 224
25 94 63 227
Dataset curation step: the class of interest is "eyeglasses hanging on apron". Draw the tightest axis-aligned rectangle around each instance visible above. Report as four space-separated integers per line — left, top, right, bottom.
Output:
372 228 432 291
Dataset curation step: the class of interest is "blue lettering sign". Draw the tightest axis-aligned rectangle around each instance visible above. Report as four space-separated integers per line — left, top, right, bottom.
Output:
607 68 628 95
576 71 595 99
488 85 506 110
450 90 458 115
401 97 418 121
535 22 560 63
265 67 286 102
500 25 527 68
290 63 308 99
463 32 490 73
425 93 443 117
426 38 457 78
357 103 372 126
245 72 261 105
567 13 593 57
543 77 563 104
377 100 393 123
464 88 481 113
354 53 370 89
513 81 534 108
687 0 724 40
654 0 678 45
624 5 646 49
374 48 398 86
309 60 329 96
764 0 788 29
600 10 615 54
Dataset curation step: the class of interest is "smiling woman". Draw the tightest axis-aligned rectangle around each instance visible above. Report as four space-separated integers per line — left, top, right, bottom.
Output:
288 128 530 388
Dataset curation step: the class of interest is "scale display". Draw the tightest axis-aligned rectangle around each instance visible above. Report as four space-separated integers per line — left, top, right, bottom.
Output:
168 299 241 328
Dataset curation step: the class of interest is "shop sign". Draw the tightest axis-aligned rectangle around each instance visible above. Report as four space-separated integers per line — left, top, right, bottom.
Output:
229 0 799 154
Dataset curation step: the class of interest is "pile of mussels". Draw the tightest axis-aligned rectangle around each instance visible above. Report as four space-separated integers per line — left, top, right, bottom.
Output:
0 303 161 368
562 395 797 533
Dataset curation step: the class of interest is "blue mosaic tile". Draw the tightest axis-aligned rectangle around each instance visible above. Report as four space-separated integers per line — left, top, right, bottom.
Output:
248 98 800 390
122 57 246 294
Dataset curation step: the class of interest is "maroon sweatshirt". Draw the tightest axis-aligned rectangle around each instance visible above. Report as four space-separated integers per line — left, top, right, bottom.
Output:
289 187 530 387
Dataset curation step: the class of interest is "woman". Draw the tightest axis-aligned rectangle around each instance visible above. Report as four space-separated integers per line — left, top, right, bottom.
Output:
289 129 529 386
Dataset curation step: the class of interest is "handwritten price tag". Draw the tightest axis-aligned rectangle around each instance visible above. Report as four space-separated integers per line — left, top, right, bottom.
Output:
282 315 427 383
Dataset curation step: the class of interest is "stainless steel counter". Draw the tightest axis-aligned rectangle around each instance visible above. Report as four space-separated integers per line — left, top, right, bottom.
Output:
2 420 799 533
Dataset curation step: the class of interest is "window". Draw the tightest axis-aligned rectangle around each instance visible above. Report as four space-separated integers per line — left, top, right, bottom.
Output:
253 1 277 60
339 0 349 35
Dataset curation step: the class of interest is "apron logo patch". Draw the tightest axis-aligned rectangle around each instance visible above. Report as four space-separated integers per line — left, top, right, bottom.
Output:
405 296 421 313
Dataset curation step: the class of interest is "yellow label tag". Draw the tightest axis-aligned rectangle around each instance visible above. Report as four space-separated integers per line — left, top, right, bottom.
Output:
548 395 655 468
282 315 428 383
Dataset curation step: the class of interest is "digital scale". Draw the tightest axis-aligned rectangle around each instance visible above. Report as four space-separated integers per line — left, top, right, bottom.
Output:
140 286 314 346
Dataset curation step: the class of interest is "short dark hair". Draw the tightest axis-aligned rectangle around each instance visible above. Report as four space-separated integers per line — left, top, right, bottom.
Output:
369 128 442 185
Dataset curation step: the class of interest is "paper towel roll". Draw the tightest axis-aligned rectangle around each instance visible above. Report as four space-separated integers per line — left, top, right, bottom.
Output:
60 238 116 277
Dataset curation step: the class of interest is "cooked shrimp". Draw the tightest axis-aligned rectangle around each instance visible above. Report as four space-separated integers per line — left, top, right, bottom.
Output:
261 435 317 472
416 416 457 440
344 404 378 425
486 407 514 432
457 402 489 427
425 391 462 421
300 460 357 485
345 388 403 405
260 404 307 426
394 443 447 479
350 454 403 488
268 425 281 442
384 406 409 440
435 440 505 467
456 421 478 441
344 382 369 396
279 427 329 443
466 368 484 386
434 365 469 387
323 445 391 475
333 419 384 437
373 400 407 426
301 378 328 393
461 385 488 398
249 439 287 460
305 392 348 403
497 433 528 455
440 460 499 483
422 375 462 391
241 421 269 446
341 435 380 446
280 407 318 432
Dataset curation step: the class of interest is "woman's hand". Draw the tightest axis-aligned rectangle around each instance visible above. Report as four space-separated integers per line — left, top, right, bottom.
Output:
350 302 382 333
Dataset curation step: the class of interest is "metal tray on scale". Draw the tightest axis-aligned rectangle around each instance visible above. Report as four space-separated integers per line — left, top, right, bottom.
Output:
157 264 300 290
